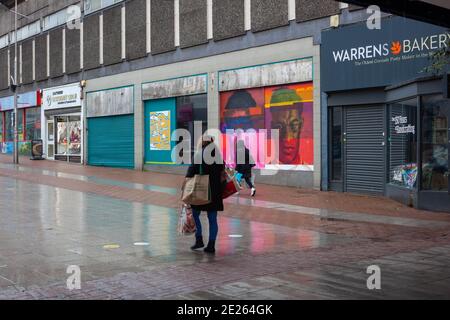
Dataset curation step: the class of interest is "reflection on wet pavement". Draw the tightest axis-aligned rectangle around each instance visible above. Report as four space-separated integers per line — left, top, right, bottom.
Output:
0 176 344 289
226 197 449 228
1 159 450 299
0 163 178 195
1 162 445 228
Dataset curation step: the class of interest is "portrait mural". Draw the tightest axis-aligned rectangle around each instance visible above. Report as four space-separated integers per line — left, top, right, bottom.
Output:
220 82 314 170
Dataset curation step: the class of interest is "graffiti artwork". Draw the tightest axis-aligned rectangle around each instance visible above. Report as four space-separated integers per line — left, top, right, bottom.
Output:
220 82 314 170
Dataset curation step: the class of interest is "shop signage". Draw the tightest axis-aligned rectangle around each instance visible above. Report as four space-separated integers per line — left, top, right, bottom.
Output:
42 84 81 110
142 75 207 100
321 16 449 92
392 116 415 134
0 91 40 111
219 59 313 92
86 86 134 118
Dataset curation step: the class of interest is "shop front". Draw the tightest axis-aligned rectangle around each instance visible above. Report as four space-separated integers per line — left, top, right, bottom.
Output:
321 16 450 212
0 91 42 155
142 75 208 167
218 58 315 187
86 86 135 168
42 84 83 163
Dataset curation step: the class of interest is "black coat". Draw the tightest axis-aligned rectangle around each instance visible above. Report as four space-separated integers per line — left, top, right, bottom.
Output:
235 148 255 179
186 148 225 212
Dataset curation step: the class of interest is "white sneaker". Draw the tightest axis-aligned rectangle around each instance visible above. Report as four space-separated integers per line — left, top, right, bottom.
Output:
251 188 256 197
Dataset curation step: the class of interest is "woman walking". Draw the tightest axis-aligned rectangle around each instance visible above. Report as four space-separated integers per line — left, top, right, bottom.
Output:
235 140 256 197
185 136 225 254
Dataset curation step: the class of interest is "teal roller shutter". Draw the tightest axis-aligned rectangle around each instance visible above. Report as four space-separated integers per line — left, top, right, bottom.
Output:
88 114 134 168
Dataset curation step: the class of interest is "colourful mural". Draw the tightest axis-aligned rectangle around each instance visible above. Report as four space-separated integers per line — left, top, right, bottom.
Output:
0 142 32 155
150 111 171 151
220 82 314 170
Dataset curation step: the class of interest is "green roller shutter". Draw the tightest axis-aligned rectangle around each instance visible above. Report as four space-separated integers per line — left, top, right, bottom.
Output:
88 114 134 168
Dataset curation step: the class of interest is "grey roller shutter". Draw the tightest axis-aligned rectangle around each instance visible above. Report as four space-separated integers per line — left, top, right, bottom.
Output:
344 106 385 194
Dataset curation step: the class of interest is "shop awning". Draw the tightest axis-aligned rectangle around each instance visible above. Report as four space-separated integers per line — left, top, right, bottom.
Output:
341 0 450 28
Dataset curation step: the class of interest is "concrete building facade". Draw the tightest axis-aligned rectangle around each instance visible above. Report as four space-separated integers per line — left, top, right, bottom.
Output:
0 0 368 189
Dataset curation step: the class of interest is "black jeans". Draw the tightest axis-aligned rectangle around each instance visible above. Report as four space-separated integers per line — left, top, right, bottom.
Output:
243 176 254 189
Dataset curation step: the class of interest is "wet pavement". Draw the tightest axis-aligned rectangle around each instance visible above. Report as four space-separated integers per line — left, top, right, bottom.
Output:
0 155 450 299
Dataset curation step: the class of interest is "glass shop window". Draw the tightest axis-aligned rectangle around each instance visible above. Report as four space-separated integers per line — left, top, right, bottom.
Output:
0 113 3 141
25 107 41 141
5 111 13 141
176 94 208 151
421 95 449 192
4 110 23 141
56 116 68 155
389 99 418 189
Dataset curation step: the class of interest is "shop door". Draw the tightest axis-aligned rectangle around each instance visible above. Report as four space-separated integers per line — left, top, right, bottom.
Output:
344 105 386 195
87 115 135 168
46 120 55 159
144 98 177 164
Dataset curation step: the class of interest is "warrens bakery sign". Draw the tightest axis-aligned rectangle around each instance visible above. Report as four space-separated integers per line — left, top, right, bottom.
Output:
43 84 81 110
332 32 449 64
321 16 449 92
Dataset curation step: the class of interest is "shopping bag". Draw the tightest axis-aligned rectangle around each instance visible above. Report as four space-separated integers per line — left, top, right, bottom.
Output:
181 174 211 205
222 171 241 199
178 205 196 235
222 180 239 199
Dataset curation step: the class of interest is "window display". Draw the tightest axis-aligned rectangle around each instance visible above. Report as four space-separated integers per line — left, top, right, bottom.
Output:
421 95 449 191
68 116 81 155
389 99 417 189
56 117 68 155
56 116 81 156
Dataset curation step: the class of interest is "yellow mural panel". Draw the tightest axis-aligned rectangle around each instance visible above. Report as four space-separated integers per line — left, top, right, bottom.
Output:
150 111 171 151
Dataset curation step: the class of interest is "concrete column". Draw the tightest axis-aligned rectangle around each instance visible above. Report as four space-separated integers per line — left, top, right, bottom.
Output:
207 71 219 132
313 44 322 190
134 84 144 170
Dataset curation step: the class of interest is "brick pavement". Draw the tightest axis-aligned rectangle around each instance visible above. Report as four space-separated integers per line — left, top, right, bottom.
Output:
0 154 450 299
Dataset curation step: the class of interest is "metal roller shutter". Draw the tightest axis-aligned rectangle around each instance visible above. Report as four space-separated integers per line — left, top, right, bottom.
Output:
88 114 134 168
345 106 385 194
